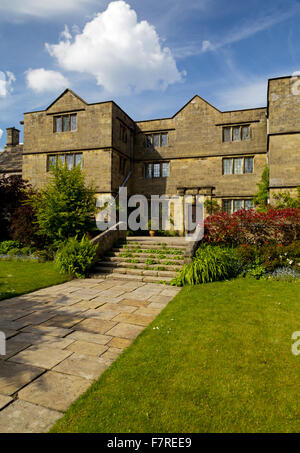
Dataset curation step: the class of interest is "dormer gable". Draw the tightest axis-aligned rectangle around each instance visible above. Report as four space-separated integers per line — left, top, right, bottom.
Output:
46 89 87 115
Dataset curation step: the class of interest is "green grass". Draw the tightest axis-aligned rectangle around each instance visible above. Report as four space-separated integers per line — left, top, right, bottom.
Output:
51 278 300 433
0 260 71 301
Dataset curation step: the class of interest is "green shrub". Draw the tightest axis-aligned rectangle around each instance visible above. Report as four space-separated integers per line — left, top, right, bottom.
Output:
0 240 22 254
29 164 98 243
171 245 240 286
55 236 97 278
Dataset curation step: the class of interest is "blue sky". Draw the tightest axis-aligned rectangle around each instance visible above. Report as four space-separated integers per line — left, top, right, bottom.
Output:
1 0 300 148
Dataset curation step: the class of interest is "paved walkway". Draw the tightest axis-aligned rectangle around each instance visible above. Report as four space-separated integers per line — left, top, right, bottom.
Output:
0 278 180 433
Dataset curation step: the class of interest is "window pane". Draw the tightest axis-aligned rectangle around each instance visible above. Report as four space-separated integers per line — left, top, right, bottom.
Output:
162 162 169 177
55 117 62 133
234 158 243 174
232 126 240 141
145 163 152 178
75 154 83 168
223 158 232 175
233 200 243 212
71 115 77 131
48 155 57 169
161 133 168 147
58 155 65 166
67 154 74 170
146 136 152 148
223 127 231 142
244 200 253 210
63 116 70 132
222 200 232 213
242 126 249 140
153 163 160 177
153 134 160 147
244 157 253 174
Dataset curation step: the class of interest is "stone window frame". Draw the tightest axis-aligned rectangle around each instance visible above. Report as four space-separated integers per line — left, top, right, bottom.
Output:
144 161 170 179
222 156 254 175
47 153 83 171
53 113 77 133
119 156 127 175
222 198 254 214
145 132 168 149
119 123 128 144
222 124 250 142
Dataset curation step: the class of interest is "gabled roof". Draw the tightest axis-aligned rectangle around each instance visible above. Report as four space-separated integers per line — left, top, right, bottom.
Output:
46 88 88 111
0 146 23 174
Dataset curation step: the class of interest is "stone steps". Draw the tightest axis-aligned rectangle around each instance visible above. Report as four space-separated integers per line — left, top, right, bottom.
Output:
95 261 181 272
93 236 187 284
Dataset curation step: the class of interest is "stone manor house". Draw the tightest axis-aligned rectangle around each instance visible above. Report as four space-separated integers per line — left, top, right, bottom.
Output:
0 75 299 225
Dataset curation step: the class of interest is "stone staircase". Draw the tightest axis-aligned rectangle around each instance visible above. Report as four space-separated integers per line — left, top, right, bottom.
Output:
92 236 188 284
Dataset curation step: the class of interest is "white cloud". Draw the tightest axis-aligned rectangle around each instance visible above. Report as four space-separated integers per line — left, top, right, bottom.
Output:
0 0 99 18
0 129 3 141
26 68 70 93
0 71 16 97
45 1 183 94
217 80 268 110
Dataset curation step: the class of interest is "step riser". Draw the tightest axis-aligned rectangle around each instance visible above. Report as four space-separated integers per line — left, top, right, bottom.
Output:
96 267 178 278
104 257 184 265
96 262 180 271
115 245 186 251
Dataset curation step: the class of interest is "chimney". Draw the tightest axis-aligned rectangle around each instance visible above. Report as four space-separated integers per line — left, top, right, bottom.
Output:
6 127 20 147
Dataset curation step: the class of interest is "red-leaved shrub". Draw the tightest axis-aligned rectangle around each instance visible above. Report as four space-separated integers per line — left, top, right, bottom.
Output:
204 208 300 245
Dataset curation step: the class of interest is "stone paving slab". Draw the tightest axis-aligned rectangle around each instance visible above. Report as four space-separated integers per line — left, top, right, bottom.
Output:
0 277 180 432
9 346 73 369
66 340 108 357
67 330 112 345
53 354 109 380
74 318 117 334
18 371 92 412
0 400 62 433
106 322 144 340
0 361 44 396
0 395 13 410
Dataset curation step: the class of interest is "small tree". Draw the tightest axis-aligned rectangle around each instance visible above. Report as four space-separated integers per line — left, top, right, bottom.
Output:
253 165 269 211
273 187 300 209
204 199 221 215
30 164 98 243
0 175 30 240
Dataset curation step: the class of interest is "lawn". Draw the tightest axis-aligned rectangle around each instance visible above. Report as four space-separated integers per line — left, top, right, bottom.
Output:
0 260 71 301
51 278 300 433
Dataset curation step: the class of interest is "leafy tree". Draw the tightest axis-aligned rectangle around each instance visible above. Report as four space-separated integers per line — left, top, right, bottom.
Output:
253 165 269 211
30 164 98 243
0 175 30 240
204 199 221 215
273 187 300 209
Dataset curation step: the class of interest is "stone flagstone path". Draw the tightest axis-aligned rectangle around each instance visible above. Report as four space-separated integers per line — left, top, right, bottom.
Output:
0 278 180 433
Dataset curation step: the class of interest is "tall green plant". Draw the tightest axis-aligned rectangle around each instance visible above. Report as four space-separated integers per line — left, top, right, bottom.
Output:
273 187 300 209
30 164 97 242
171 244 240 286
253 165 269 211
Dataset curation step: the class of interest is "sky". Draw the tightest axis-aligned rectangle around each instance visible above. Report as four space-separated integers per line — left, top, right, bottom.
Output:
1 0 300 148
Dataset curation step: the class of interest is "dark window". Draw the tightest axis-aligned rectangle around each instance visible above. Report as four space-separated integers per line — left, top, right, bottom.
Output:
223 127 231 142
153 134 160 148
119 157 126 175
145 163 152 178
153 163 160 177
222 199 253 213
145 132 168 149
232 126 240 141
162 162 170 177
223 125 250 142
144 162 170 179
222 200 232 213
223 156 254 175
54 114 77 133
47 153 83 171
244 157 254 173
